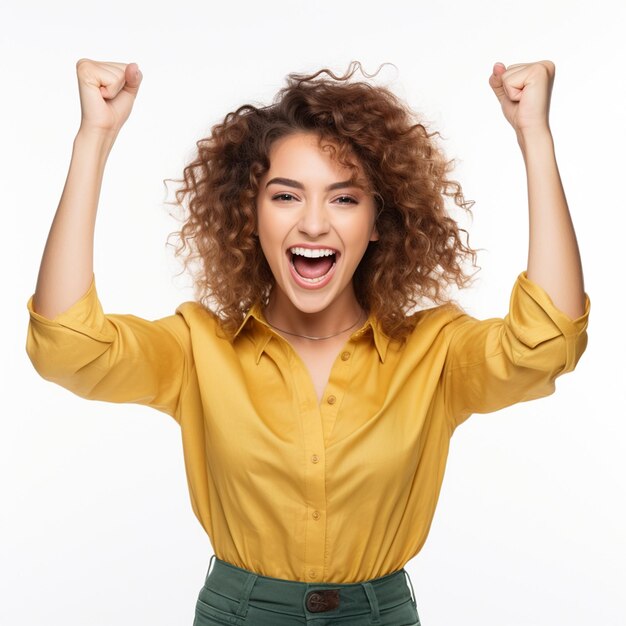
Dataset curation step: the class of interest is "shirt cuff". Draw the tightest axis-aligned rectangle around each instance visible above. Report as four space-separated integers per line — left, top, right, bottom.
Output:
26 274 114 343
511 270 591 373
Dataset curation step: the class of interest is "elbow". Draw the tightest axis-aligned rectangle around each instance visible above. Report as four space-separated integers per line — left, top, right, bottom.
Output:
25 334 55 380
25 340 73 383
24 325 108 383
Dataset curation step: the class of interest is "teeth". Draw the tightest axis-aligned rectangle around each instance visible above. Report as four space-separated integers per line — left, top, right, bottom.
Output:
289 247 336 258
298 274 329 284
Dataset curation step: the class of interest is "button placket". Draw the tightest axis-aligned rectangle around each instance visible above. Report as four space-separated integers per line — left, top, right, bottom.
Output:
302 401 327 581
320 340 355 447
287 350 328 583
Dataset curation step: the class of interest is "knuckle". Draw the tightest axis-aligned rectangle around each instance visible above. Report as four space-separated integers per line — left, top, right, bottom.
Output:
76 58 94 77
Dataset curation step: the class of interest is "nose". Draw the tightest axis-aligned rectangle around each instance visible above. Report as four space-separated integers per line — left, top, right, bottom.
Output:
297 198 330 237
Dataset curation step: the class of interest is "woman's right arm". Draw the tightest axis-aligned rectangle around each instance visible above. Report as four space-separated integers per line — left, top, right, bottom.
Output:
26 60 191 422
32 59 142 317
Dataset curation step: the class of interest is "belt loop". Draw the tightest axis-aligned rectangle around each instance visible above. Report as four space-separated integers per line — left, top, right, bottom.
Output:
361 582 381 625
404 569 417 607
235 572 258 617
205 554 216 581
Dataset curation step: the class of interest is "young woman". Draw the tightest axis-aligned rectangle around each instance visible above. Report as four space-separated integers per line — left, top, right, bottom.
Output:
26 58 590 625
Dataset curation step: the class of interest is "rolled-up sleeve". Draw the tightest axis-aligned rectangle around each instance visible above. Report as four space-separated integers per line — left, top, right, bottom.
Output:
443 271 591 430
25 274 190 422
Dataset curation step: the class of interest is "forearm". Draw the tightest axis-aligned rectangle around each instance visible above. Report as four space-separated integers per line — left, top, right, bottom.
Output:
32 128 117 319
517 127 586 320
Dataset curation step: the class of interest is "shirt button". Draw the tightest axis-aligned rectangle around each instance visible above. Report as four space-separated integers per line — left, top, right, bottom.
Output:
327 395 336 405
341 351 351 361
309 569 317 579
311 454 320 464
312 510 321 520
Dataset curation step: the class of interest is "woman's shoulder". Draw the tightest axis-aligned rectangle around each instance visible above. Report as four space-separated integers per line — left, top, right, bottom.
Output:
174 299 222 332
406 300 469 331
379 301 469 355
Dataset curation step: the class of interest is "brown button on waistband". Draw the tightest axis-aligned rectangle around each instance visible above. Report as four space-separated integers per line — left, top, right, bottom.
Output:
305 589 340 612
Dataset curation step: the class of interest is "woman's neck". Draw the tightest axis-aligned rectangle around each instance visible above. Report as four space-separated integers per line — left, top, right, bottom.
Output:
262 287 366 340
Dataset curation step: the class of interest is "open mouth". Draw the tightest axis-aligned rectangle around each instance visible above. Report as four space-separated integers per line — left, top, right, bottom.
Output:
288 247 339 285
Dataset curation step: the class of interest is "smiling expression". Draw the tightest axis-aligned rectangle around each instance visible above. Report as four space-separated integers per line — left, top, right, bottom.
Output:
256 132 379 319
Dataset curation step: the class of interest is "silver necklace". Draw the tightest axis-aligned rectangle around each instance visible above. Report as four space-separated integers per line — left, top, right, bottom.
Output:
264 310 366 341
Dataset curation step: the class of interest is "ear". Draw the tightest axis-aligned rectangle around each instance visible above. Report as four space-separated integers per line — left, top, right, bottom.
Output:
369 223 379 242
370 196 382 242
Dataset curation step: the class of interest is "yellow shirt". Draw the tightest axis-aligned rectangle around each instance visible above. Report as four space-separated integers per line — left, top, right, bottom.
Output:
25 270 590 583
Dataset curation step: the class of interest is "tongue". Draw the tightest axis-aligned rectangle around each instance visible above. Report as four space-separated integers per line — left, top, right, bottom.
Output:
293 254 334 279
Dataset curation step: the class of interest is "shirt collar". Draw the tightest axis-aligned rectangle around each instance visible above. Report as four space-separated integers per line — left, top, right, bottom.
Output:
233 301 390 364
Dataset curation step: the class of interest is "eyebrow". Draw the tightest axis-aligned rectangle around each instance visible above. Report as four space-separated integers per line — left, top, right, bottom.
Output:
265 177 362 191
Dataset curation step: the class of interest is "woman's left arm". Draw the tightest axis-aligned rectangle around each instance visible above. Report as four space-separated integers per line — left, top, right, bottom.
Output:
489 60 586 320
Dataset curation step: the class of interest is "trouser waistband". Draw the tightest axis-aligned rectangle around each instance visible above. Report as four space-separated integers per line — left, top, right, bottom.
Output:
200 555 417 623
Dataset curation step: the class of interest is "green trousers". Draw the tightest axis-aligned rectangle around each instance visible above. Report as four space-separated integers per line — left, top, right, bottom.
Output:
192 555 421 625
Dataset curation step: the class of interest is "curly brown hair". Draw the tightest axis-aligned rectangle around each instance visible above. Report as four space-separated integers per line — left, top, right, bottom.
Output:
166 61 481 342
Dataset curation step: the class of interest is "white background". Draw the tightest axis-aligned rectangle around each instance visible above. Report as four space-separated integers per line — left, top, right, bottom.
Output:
2 1 624 624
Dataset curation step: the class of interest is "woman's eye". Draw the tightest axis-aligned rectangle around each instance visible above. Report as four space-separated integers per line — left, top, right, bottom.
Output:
270 193 357 204
272 193 296 202
335 196 358 204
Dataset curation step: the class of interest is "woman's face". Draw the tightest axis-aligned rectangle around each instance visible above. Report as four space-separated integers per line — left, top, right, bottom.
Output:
256 132 379 316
